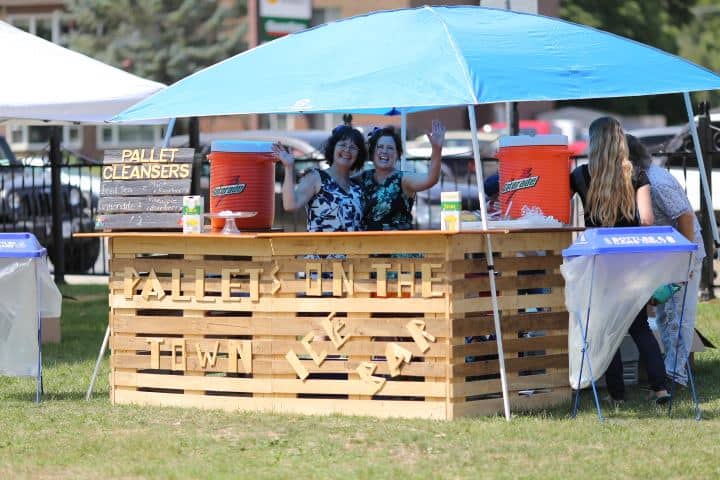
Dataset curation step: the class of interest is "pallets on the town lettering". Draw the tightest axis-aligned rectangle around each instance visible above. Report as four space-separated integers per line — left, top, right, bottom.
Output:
96 147 195 230
102 230 572 420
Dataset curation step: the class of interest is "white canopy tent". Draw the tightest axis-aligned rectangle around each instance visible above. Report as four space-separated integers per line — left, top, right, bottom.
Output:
0 20 165 123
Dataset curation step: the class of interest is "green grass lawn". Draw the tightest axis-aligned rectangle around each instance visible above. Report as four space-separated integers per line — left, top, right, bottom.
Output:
1 284 719 479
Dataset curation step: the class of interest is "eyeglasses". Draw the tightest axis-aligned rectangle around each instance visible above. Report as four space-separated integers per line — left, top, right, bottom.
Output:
336 142 359 152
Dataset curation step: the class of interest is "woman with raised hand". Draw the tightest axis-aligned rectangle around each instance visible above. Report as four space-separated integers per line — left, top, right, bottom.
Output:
273 120 366 232
626 133 706 390
357 120 446 230
570 116 670 406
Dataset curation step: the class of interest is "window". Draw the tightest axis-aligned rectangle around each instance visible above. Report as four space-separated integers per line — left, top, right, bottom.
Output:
97 125 164 148
262 114 294 131
7 11 75 46
6 123 83 152
311 7 341 25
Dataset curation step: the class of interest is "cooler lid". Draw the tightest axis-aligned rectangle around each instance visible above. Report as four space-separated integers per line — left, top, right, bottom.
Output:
0 233 46 258
499 134 568 148
211 140 273 153
562 226 697 258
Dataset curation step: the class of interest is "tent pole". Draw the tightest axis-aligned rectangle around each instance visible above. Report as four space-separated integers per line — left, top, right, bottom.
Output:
571 255 604 421
682 92 718 244
162 118 177 148
401 110 407 171
468 105 511 421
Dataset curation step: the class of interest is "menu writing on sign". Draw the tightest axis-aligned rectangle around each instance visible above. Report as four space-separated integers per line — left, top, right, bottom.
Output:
95 147 196 231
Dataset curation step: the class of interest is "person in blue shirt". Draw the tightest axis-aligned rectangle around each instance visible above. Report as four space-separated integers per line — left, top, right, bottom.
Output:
627 133 706 388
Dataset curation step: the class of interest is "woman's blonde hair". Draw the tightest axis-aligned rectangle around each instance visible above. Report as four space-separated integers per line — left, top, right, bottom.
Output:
586 117 635 226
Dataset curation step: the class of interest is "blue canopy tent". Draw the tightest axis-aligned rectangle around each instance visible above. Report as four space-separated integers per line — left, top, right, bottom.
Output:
113 5 720 420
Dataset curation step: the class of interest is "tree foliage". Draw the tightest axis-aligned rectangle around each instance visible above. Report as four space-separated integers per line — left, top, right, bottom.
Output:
560 0 701 123
66 0 247 85
678 0 720 107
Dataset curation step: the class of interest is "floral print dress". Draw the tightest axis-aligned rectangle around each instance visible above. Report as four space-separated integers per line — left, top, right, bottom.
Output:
358 169 414 230
306 169 364 232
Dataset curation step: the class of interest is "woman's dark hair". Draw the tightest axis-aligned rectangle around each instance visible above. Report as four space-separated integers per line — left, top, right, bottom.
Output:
322 125 367 171
367 126 403 161
626 133 652 171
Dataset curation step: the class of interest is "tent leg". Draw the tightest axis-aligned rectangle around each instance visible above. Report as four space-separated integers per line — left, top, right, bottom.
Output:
682 93 718 245
572 256 603 421
668 254 701 420
468 105 511 421
86 324 110 401
36 312 42 404
687 358 701 421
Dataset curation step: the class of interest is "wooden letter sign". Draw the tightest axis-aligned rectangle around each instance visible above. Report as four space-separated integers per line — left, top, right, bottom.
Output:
96 147 195 230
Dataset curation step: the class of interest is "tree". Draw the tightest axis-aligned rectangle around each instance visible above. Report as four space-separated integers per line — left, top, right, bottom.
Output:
678 0 720 108
66 0 247 85
560 0 700 123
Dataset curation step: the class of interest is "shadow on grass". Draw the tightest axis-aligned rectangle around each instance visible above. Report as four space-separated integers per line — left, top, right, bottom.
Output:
41 284 110 365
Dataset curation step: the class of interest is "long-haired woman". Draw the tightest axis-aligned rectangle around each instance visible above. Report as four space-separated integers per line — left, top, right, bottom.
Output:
570 116 670 406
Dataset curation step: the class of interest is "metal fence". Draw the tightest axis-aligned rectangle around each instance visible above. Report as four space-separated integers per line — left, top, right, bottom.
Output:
0 150 106 277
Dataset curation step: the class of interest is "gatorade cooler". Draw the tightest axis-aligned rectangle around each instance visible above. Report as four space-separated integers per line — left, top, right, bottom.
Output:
497 135 571 224
209 140 275 231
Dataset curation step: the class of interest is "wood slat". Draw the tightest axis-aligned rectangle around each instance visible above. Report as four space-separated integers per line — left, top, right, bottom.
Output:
452 290 566 314
114 371 446 397
111 335 448 358
112 354 447 377
113 314 448 337
449 388 571 419
111 294 447 314
114 389 448 419
451 335 566 358
451 353 567 377
451 311 567 337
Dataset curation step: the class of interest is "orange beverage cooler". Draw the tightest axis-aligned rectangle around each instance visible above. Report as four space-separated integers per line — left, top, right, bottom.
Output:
497 135 571 224
209 140 275 230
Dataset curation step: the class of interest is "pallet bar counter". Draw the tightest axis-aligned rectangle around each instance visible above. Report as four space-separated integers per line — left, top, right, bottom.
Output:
82 229 572 419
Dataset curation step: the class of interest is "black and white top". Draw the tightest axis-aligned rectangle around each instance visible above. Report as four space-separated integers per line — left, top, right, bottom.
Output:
306 169 364 232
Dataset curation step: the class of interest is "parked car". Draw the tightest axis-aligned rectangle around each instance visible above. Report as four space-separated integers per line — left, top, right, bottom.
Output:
0 136 100 272
627 126 683 154
406 130 499 159
485 119 588 155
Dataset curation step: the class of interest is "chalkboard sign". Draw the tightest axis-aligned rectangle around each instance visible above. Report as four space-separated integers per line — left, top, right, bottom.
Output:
95 147 195 230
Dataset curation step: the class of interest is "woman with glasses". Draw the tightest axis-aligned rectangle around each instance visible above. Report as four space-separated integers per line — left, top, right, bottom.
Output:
357 120 446 230
273 121 367 232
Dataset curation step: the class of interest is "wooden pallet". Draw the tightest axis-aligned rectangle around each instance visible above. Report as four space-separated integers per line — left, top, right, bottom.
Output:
101 230 572 419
